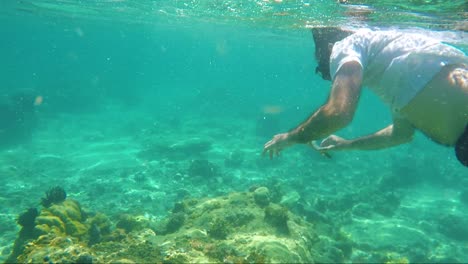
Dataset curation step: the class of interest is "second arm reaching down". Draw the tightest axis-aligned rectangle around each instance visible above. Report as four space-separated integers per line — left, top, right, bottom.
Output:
312 117 415 152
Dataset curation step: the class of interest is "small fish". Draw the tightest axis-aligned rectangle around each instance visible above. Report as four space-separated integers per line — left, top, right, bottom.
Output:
262 105 284 115
321 152 332 159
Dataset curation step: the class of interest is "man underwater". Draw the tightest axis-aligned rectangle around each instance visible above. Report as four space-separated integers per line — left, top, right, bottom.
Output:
263 27 468 167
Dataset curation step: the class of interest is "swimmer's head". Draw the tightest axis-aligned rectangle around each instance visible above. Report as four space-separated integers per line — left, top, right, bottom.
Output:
312 27 354 81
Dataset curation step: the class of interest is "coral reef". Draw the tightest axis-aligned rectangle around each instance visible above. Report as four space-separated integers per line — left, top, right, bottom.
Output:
8 189 352 263
264 204 289 234
162 212 185 234
116 214 149 234
7 188 116 263
75 253 94 263
187 159 220 178
207 217 230 240
34 199 87 238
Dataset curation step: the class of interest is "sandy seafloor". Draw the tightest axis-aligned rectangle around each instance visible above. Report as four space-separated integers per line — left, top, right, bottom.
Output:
1 99 467 263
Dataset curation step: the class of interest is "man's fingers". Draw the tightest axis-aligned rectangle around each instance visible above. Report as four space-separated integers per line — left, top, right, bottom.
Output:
309 141 327 151
309 141 320 150
264 139 274 149
308 141 332 159
263 137 284 159
263 148 280 159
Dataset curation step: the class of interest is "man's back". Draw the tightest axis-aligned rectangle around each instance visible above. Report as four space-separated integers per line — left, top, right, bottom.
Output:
330 29 467 112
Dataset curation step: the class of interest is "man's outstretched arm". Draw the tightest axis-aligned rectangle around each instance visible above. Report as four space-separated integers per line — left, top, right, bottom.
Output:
289 61 363 143
263 61 363 158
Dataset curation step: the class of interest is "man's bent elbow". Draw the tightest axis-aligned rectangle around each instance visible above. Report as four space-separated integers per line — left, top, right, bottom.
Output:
323 104 354 128
394 126 415 144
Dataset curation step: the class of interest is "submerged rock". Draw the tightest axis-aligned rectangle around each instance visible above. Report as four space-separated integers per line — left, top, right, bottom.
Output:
280 190 301 207
187 159 220 178
253 186 270 207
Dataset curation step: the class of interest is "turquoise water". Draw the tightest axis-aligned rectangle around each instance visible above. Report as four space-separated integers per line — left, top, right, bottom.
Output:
1 0 467 263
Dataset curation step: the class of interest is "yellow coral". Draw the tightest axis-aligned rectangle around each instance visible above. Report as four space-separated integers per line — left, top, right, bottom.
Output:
35 215 66 235
384 253 409 264
34 199 87 238
48 200 83 222
65 220 88 237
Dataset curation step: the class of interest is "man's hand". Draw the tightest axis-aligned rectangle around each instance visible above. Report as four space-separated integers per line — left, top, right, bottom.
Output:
263 132 295 159
311 135 348 152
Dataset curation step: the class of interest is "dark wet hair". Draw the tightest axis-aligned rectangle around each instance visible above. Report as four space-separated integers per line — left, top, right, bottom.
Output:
312 27 354 81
